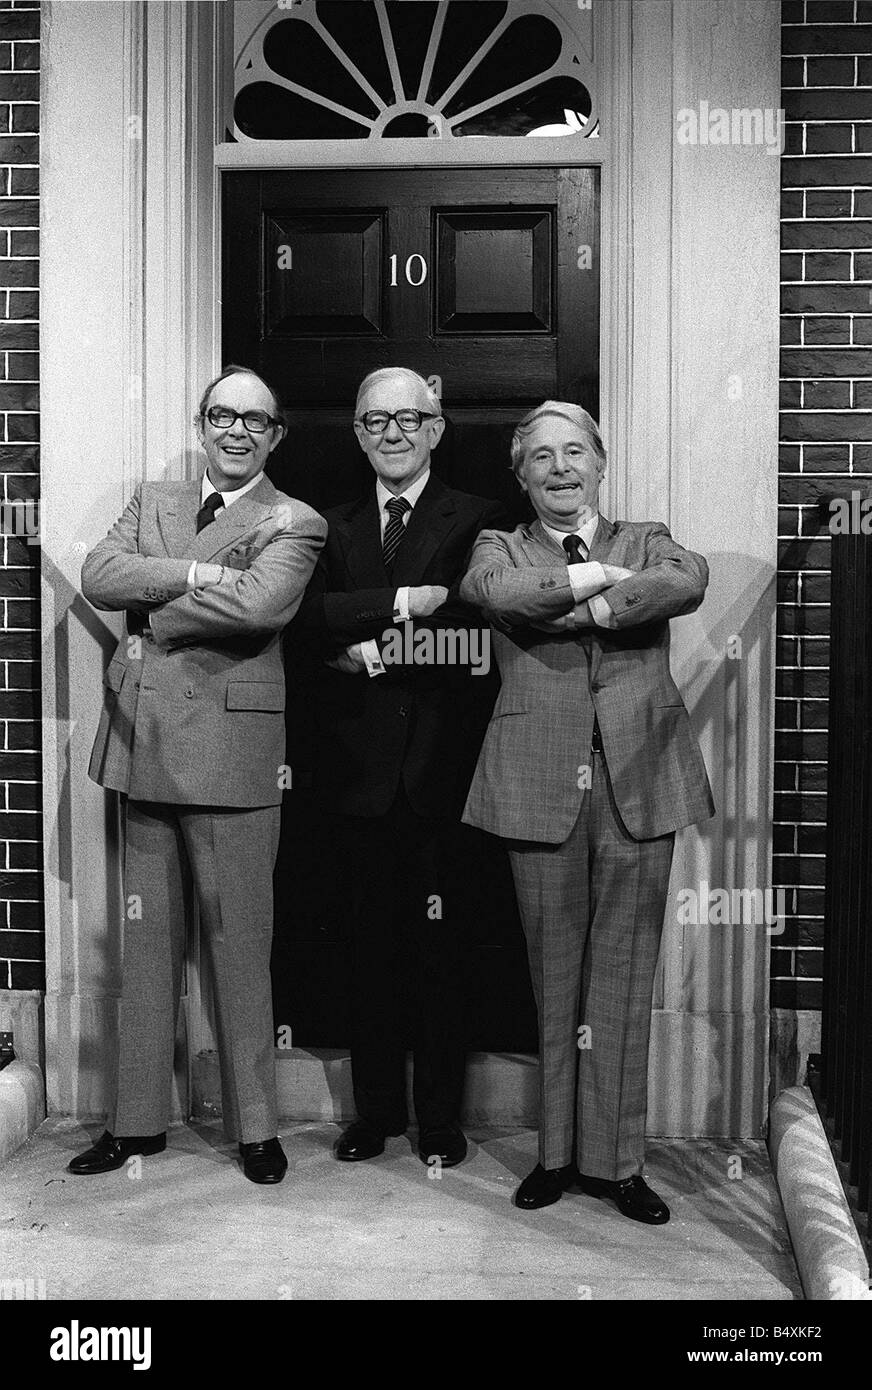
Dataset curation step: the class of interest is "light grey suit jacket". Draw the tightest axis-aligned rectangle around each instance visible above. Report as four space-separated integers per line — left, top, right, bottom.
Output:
82 474 327 807
460 515 715 843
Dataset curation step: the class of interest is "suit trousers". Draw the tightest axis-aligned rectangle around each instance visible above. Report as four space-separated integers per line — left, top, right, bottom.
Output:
110 797 280 1144
507 752 674 1179
343 786 467 1132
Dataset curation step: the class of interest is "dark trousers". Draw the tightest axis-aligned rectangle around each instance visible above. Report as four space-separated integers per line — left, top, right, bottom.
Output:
344 786 467 1132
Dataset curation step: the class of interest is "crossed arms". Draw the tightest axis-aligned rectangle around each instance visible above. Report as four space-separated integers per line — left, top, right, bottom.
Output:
459 523 709 632
81 486 327 644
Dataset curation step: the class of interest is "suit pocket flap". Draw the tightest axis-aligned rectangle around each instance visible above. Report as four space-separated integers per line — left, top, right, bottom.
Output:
103 659 126 693
226 680 284 712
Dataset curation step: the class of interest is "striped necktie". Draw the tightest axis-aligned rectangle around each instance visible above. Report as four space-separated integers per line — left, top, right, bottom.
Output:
382 495 411 571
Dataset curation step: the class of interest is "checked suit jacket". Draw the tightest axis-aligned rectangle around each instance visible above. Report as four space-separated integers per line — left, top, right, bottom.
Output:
460 514 715 844
82 473 327 808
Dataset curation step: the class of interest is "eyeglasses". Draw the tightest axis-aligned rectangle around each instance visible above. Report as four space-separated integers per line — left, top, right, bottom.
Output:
357 409 439 436
205 406 281 434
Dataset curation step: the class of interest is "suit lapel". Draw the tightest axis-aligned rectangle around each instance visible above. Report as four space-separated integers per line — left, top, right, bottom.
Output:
391 477 456 586
521 519 565 565
341 490 390 588
156 483 201 558
159 473 277 561
588 513 617 563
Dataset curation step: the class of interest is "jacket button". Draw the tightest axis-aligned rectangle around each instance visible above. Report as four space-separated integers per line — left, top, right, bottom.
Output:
184 687 194 698
133 680 140 691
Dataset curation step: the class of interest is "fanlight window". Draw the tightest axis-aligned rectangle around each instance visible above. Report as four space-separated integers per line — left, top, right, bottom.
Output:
234 0 598 141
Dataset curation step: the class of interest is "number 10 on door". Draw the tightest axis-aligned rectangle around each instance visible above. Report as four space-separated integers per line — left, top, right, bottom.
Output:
389 253 428 287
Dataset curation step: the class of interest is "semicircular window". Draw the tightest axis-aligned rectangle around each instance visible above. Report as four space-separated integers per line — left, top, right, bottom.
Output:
234 0 597 142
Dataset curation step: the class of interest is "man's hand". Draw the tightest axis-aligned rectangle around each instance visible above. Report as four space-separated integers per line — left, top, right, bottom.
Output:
408 585 449 617
325 642 367 674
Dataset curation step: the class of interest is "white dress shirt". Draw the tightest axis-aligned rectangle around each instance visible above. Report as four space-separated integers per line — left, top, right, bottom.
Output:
360 469 431 675
540 512 617 629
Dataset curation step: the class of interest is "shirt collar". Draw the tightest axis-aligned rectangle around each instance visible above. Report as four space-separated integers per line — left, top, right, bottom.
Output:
541 509 600 553
376 468 431 515
201 468 265 507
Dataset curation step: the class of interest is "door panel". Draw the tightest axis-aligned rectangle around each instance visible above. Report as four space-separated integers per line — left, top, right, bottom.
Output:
222 166 600 1051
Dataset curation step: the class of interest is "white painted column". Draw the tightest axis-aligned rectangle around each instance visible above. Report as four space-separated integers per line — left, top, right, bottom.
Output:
40 0 225 1117
633 0 781 1135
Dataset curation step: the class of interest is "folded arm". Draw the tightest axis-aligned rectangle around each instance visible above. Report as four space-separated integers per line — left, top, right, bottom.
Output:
81 487 193 612
148 510 327 645
593 524 708 628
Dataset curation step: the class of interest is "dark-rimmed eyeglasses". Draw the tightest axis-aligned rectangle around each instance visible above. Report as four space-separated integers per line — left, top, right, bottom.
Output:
357 409 439 436
205 406 281 434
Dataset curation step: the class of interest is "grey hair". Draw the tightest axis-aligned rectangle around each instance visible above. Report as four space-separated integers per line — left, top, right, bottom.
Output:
195 364 285 431
510 401 606 480
354 367 441 419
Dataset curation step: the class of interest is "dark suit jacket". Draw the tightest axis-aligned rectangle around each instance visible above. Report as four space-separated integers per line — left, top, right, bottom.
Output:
293 475 503 818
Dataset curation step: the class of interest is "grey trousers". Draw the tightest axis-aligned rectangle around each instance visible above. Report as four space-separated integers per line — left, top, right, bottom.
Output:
508 753 674 1180
110 798 280 1144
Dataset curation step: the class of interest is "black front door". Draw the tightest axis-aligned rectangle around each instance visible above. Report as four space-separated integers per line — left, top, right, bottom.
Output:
222 165 600 1049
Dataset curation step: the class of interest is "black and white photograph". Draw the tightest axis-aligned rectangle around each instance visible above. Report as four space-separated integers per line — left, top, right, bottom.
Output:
0 0 870 1345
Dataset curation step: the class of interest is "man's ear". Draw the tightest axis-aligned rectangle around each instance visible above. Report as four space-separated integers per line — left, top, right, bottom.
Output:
195 419 206 450
353 420 369 453
268 425 285 455
428 416 446 448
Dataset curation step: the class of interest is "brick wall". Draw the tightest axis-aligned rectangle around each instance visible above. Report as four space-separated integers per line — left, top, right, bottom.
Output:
0 0 41 992
777 0 872 1010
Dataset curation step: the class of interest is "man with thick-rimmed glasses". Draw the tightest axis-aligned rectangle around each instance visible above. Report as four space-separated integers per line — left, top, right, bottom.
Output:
294 366 503 1169
70 365 326 1185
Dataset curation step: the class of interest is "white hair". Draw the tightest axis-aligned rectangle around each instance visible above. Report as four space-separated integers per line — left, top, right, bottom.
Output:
354 367 441 419
510 400 606 480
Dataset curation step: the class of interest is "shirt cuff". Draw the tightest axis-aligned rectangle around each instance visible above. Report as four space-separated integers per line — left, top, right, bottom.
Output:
393 586 411 622
360 638 386 677
566 560 607 602
186 560 198 591
588 593 618 629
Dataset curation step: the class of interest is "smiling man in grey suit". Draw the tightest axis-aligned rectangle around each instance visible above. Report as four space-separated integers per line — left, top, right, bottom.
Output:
69 365 326 1184
461 401 714 1222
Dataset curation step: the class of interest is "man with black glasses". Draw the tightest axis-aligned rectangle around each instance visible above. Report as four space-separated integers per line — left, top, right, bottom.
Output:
295 367 501 1169
69 365 326 1184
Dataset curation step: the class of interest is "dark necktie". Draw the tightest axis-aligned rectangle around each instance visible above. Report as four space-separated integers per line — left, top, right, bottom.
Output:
562 533 602 752
382 495 411 571
562 533 589 564
196 492 225 534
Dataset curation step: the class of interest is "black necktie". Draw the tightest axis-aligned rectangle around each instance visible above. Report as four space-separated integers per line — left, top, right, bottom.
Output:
382 495 411 571
196 492 225 533
562 533 589 564
563 533 602 751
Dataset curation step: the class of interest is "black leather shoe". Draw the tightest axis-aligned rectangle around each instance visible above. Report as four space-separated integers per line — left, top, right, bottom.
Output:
418 1122 467 1168
335 1120 395 1162
514 1162 579 1210
577 1172 670 1224
239 1137 287 1185
67 1130 166 1175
